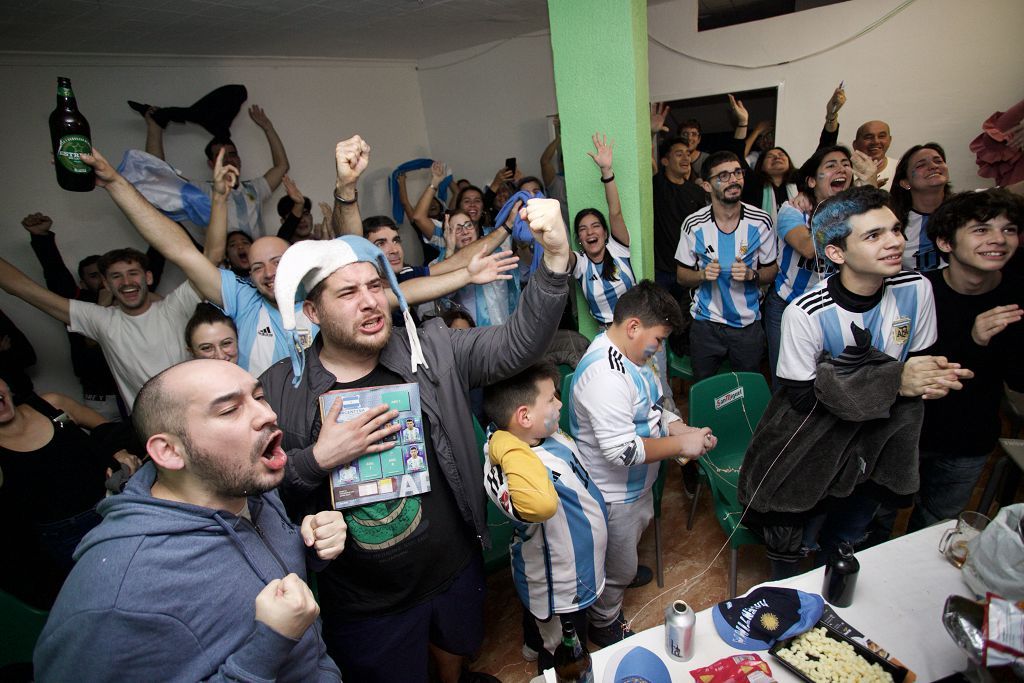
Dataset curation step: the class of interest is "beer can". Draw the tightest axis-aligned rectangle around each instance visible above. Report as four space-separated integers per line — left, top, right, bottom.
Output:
665 600 695 661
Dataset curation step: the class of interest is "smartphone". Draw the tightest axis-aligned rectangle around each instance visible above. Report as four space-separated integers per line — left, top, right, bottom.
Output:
505 157 517 174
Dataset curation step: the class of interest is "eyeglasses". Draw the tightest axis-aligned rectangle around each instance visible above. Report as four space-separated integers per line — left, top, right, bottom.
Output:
453 221 475 233
712 169 744 183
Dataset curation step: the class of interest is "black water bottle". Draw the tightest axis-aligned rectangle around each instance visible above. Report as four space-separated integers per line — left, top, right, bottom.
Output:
823 541 859 607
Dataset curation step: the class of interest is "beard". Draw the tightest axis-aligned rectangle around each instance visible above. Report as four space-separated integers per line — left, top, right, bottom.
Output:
318 307 393 357
181 426 282 498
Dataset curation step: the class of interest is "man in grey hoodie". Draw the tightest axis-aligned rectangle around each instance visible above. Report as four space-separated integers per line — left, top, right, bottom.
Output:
34 359 346 682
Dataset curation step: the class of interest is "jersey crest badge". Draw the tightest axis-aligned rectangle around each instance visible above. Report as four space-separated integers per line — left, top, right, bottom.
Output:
890 316 911 345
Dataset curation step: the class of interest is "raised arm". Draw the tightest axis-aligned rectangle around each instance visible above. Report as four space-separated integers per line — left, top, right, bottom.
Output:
823 84 845 139
0 257 71 324
540 116 561 188
22 213 80 299
408 161 446 241
389 247 518 307
81 148 225 306
650 102 670 175
331 136 369 238
249 105 289 192
744 121 772 159
430 215 512 276
587 133 629 246
203 150 240 267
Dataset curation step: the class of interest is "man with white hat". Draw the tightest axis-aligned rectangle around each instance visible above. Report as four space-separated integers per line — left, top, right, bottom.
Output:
260 190 572 683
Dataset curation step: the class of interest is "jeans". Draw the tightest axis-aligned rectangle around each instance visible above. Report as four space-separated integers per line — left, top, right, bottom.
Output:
689 319 765 382
870 450 989 544
764 287 787 393
802 492 880 565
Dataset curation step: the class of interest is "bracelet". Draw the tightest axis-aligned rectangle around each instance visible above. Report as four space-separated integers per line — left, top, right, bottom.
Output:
334 189 358 204
601 174 615 184
502 223 513 234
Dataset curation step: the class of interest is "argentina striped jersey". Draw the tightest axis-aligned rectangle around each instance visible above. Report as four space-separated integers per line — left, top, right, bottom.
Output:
483 430 608 619
675 202 777 327
573 237 636 324
777 271 937 382
903 210 946 272
773 202 831 302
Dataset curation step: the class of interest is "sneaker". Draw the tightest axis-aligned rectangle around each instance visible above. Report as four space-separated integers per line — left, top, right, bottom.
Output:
627 565 653 589
521 643 539 662
589 612 635 648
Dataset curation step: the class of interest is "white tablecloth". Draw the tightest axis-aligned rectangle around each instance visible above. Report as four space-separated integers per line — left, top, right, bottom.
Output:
544 522 971 682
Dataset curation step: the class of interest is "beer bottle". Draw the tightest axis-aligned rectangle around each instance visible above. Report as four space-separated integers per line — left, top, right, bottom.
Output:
49 77 95 192
553 620 594 683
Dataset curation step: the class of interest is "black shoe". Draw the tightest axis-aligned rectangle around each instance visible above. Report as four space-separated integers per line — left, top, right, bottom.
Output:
627 565 653 589
681 460 699 499
589 612 635 648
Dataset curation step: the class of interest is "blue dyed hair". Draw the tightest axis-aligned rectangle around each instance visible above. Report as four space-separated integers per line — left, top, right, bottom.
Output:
811 185 891 266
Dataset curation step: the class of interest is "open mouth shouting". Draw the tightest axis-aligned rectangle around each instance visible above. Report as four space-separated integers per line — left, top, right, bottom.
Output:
259 429 287 471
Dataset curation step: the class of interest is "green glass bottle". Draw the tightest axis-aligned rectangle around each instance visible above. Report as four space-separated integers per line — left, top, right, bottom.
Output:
49 77 95 192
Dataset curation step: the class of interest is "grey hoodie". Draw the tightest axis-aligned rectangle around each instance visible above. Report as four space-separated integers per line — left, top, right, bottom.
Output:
34 462 341 682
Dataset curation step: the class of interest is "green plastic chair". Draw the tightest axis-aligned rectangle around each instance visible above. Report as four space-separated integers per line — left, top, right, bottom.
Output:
474 416 515 574
558 372 575 436
687 372 770 597
666 346 694 381
0 589 48 671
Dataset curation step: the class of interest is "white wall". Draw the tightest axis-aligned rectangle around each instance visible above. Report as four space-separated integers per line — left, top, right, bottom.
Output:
0 53 429 398
417 30 560 192
647 0 1024 183
417 0 1024 196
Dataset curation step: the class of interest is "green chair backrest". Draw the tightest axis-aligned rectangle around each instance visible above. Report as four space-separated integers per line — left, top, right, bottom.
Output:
689 372 771 460
0 589 48 669
473 415 515 574
559 372 575 436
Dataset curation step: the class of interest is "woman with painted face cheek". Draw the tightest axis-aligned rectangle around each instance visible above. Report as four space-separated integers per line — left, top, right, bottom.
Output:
567 133 636 327
764 145 863 390
185 302 240 364
890 142 953 272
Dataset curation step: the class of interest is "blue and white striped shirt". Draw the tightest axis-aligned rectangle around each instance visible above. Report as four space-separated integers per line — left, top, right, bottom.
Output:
675 203 777 327
573 237 635 324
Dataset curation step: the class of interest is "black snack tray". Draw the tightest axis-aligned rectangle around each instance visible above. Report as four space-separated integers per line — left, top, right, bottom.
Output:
768 621 908 682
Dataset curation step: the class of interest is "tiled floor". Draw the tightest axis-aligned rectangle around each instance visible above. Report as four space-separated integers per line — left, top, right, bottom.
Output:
466 385 1024 682
470 462 772 683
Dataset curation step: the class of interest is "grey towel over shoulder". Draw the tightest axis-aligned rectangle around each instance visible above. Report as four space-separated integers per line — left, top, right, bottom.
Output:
738 346 923 515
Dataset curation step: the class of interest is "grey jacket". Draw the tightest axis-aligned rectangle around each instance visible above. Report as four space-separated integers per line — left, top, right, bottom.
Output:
261 262 570 545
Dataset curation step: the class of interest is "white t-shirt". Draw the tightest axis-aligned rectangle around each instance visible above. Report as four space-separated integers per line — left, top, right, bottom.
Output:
68 282 201 407
777 272 937 382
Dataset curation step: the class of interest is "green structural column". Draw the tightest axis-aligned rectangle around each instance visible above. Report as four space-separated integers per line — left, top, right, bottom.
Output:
547 0 653 340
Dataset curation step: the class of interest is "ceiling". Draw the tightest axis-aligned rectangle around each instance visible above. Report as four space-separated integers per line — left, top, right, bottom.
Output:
1 0 821 61
0 0 554 61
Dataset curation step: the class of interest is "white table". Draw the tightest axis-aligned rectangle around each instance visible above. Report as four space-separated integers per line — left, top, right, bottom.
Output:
544 522 971 682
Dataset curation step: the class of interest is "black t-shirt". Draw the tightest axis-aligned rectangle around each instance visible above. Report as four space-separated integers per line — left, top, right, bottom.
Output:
919 270 1024 455
652 173 706 274
315 365 475 618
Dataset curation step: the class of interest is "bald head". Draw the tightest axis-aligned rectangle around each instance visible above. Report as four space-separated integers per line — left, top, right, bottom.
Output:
853 120 892 162
133 359 246 443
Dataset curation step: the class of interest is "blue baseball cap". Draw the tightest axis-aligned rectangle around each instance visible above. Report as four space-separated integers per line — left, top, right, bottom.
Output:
602 646 671 683
712 587 824 650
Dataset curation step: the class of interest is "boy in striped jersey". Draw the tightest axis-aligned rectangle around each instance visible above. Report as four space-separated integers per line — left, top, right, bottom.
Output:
571 282 717 646
762 185 971 576
676 151 779 381
482 362 608 673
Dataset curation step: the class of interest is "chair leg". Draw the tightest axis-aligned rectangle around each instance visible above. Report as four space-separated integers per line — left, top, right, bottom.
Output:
976 456 1008 516
729 547 739 598
655 517 664 588
686 479 702 531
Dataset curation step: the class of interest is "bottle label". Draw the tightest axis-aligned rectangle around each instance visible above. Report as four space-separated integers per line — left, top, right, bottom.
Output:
57 135 91 174
58 86 73 97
